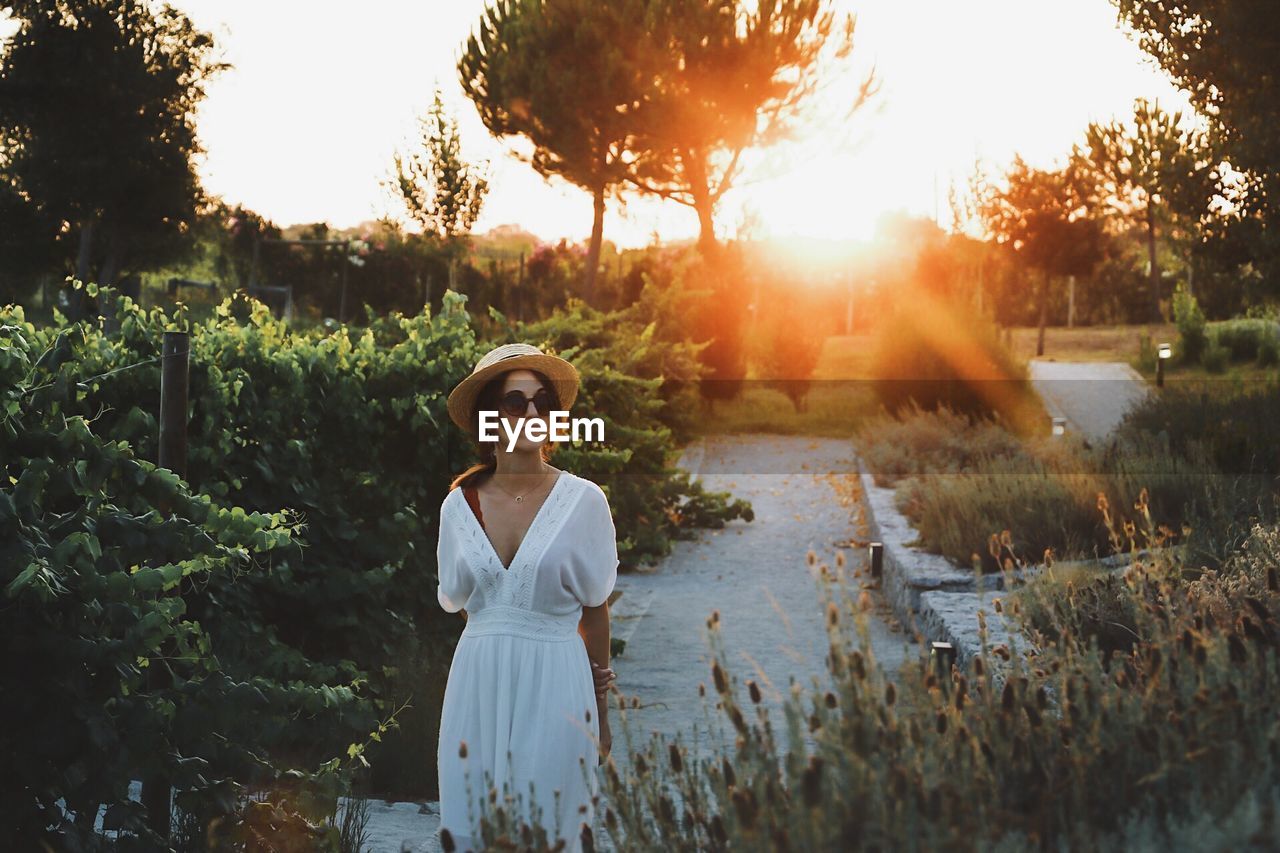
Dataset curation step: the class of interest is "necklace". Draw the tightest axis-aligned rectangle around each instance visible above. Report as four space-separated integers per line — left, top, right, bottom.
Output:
489 464 554 503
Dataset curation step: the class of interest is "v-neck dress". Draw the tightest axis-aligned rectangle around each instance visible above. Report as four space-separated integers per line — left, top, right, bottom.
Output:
435 470 620 853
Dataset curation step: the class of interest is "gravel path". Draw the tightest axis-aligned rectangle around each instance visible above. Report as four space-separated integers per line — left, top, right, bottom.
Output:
356 433 911 851
1029 360 1151 442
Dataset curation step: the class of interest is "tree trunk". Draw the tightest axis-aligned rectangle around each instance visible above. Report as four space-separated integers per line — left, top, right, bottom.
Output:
1146 201 1161 322
1067 274 1076 328
1037 270 1049 357
584 186 605 305
694 196 716 258
682 147 718 258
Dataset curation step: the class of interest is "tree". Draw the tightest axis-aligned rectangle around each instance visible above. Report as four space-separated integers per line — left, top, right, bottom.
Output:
1114 0 1280 290
0 0 227 320
628 0 875 258
1073 97 1216 320
386 88 489 296
979 156 1106 356
458 0 651 303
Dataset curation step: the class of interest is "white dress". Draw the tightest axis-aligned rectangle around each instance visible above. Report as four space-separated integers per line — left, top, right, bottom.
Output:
436 470 619 853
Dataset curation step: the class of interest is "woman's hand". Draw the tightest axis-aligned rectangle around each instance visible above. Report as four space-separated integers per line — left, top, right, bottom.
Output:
591 660 615 764
591 659 616 700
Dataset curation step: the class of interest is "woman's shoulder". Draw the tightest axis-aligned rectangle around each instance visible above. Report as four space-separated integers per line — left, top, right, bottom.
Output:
566 472 611 509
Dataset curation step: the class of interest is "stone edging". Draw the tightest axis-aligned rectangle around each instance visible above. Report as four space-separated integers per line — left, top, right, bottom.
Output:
856 455 1132 674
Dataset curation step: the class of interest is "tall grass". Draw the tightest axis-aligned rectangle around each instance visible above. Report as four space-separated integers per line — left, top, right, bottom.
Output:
446 526 1280 850
859 399 1277 570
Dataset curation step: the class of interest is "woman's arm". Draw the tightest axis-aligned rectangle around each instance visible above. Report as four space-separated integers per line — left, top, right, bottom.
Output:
579 602 614 761
579 602 610 674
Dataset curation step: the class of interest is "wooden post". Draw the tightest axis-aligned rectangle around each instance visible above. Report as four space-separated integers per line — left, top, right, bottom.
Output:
141 330 190 842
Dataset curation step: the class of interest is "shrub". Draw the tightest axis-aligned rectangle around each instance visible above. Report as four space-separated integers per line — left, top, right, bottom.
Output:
857 404 1024 486
1114 385 1280 568
1172 283 1207 363
868 287 1039 433
1200 337 1229 372
859 402 1262 568
0 291 366 848
1208 317 1280 362
1258 336 1280 367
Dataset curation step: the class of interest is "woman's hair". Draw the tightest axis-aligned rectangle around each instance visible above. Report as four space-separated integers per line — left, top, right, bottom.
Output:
448 368 562 492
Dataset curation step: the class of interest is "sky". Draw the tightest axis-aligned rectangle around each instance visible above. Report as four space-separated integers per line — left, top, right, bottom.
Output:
7 1 1194 248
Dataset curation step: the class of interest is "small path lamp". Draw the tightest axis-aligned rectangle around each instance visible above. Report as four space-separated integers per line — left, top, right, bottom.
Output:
1156 342 1172 387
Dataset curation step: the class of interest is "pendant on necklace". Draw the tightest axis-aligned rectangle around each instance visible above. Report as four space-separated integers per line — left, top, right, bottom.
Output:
515 496 523 503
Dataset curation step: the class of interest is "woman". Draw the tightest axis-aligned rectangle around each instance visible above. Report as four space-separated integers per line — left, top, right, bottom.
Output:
436 342 620 853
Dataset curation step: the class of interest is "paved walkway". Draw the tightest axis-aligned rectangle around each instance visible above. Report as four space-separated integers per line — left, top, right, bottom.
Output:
607 434 910 760
1028 360 1151 442
357 433 911 851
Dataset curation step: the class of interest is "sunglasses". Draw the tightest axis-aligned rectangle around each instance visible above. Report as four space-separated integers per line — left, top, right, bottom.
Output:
497 387 554 417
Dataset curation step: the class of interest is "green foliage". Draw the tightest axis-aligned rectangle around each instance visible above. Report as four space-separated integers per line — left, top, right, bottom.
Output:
0 0 229 304
467 522 1280 850
858 395 1277 570
1115 0 1280 289
1206 317 1280 362
3 275 750 843
1257 335 1280 367
1200 337 1229 372
1114 386 1280 568
1073 98 1216 321
978 155 1107 281
0 288 371 848
387 87 489 272
497 271 755 563
1172 283 1207 363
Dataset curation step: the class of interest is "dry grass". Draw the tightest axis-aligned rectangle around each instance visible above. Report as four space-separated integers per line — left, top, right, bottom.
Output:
1007 323 1178 363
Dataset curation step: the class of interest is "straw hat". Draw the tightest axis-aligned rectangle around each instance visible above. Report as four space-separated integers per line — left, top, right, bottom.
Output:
446 342 580 435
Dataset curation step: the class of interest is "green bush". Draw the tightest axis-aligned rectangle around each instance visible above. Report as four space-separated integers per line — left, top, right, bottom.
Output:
1172 283 1207 364
1 291 363 849
1258 336 1280 367
1200 337 1230 372
1114 385 1280 567
1207 317 1280 362
858 402 1266 569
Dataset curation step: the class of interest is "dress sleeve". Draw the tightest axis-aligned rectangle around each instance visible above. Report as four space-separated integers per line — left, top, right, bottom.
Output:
562 483 620 608
436 494 474 613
